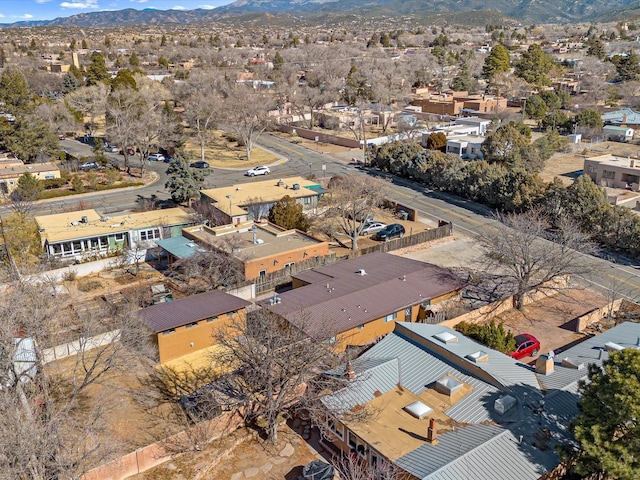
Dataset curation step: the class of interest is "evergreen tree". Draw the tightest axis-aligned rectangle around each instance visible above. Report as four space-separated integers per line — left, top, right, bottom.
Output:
451 62 473 92
570 349 640 480
85 51 110 86
165 155 208 203
586 38 605 60
129 52 140 67
0 70 33 114
515 44 555 86
268 195 310 231
611 51 640 82
61 72 82 93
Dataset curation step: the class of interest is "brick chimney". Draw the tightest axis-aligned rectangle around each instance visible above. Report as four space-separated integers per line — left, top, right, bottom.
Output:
426 418 439 444
344 361 355 381
535 354 554 375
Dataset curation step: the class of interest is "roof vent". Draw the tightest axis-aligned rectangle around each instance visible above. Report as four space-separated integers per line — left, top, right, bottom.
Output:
70 221 79 226
561 357 585 370
293 183 300 190
494 395 516 415
433 331 458 344
604 341 624 352
356 269 367 276
403 401 433 419
186 242 196 248
466 351 489 363
435 376 463 395
100 216 110 222
80 216 88 223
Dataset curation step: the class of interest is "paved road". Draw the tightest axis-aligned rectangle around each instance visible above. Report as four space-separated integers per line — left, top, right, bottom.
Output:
13 135 640 301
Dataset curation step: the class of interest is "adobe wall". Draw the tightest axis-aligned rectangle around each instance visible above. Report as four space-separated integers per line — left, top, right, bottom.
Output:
278 125 361 148
82 410 245 480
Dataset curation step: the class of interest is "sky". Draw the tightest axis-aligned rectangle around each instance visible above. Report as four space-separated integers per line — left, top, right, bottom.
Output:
0 0 234 23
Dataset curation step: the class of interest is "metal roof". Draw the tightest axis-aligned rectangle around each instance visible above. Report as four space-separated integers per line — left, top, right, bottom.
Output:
138 290 251 332
156 236 205 259
601 108 640 125
320 322 640 480
263 253 464 337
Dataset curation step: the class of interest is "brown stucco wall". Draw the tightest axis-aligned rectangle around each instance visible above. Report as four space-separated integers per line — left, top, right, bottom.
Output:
336 305 418 349
244 242 330 280
157 309 245 363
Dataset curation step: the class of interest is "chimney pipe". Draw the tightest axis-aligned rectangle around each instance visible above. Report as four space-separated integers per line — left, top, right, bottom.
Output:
427 418 438 444
344 361 355 380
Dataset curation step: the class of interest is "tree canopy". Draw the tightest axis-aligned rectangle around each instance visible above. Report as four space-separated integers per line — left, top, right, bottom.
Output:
482 45 511 78
515 44 555 86
268 195 310 231
570 348 640 480
165 155 208 203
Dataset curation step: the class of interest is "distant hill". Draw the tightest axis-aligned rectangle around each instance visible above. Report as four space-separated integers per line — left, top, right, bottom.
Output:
1 0 639 28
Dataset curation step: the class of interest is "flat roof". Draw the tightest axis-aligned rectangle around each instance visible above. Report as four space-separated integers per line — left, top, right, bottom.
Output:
0 162 59 179
35 207 195 243
183 222 327 261
200 176 322 214
585 154 640 169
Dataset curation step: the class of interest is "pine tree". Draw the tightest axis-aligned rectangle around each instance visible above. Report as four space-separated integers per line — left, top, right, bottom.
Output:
482 44 511 78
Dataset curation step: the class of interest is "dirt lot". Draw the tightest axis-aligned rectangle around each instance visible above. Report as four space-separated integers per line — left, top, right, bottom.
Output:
540 140 640 185
491 287 608 361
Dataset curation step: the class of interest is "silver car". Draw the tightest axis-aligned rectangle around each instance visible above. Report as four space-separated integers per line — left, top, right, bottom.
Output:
359 222 387 236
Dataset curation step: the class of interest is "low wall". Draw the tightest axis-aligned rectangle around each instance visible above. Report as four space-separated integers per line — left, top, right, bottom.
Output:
278 125 361 149
42 329 120 364
575 298 624 332
23 256 129 284
82 410 245 480
440 276 570 329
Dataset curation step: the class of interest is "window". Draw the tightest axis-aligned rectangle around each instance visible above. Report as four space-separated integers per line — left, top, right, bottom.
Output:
588 165 597 173
162 328 175 335
370 449 380 467
603 170 615 179
258 269 267 277
326 416 343 440
284 262 295 269
139 228 161 241
206 316 219 323
185 322 198 329
114 233 125 242
303 197 311 205
384 312 397 323
348 432 367 458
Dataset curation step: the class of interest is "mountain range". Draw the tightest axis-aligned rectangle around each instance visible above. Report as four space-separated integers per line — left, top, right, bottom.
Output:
3 0 640 28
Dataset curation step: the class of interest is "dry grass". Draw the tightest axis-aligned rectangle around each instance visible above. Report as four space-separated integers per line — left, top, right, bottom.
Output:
183 132 278 169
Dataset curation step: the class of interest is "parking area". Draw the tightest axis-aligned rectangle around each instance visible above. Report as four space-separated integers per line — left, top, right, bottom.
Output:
491 288 608 362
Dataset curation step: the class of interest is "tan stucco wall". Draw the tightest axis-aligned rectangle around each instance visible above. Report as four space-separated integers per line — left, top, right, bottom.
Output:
244 243 330 280
157 309 245 363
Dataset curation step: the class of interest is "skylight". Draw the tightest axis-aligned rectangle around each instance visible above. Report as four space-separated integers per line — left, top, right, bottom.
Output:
404 401 433 419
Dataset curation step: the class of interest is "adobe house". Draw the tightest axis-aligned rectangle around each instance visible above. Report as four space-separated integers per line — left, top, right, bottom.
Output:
261 252 464 350
174 220 330 280
583 154 640 190
138 290 251 363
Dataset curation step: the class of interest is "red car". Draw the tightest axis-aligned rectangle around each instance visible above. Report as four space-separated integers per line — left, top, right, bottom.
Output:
511 334 540 360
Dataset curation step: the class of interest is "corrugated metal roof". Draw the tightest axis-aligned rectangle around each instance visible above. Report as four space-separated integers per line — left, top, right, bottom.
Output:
537 321 640 392
156 236 205 259
602 108 640 124
264 253 464 337
138 290 251 332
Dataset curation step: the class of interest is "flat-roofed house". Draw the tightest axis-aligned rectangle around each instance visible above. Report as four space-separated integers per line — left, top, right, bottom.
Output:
35 207 196 260
200 176 326 224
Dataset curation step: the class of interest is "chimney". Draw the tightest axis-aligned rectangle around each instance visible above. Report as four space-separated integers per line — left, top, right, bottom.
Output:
426 418 438 444
535 354 555 375
344 362 355 380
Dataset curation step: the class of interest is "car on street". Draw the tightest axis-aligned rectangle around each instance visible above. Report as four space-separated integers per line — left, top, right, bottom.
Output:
190 161 210 169
373 223 405 241
359 222 387 236
121 147 135 156
104 145 119 153
246 165 270 176
148 153 165 162
79 161 99 171
510 334 540 360
58 134 66 140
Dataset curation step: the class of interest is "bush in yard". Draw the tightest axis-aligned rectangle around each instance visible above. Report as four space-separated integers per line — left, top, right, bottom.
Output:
455 320 515 354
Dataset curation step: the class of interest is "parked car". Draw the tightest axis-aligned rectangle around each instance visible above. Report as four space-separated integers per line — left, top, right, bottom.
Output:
148 153 165 162
359 222 387 236
58 134 66 140
104 145 119 153
246 165 270 176
121 147 135 156
190 161 210 169
163 156 174 163
79 161 99 171
510 334 540 360
374 223 405 241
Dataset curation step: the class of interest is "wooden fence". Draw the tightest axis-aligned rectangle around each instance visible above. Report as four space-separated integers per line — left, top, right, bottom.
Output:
255 222 453 294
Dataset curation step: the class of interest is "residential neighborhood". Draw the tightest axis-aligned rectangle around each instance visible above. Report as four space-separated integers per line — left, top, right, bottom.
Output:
2 3 640 480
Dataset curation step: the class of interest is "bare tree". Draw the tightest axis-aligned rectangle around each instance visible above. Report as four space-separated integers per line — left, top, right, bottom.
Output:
170 249 244 292
212 309 338 443
64 84 109 136
222 83 273 162
0 280 154 479
332 452 407 480
323 175 389 251
177 70 224 163
33 99 80 137
478 209 594 310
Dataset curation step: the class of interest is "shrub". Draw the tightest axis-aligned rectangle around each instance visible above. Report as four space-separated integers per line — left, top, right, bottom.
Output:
78 279 103 292
455 320 515 354
42 177 68 189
